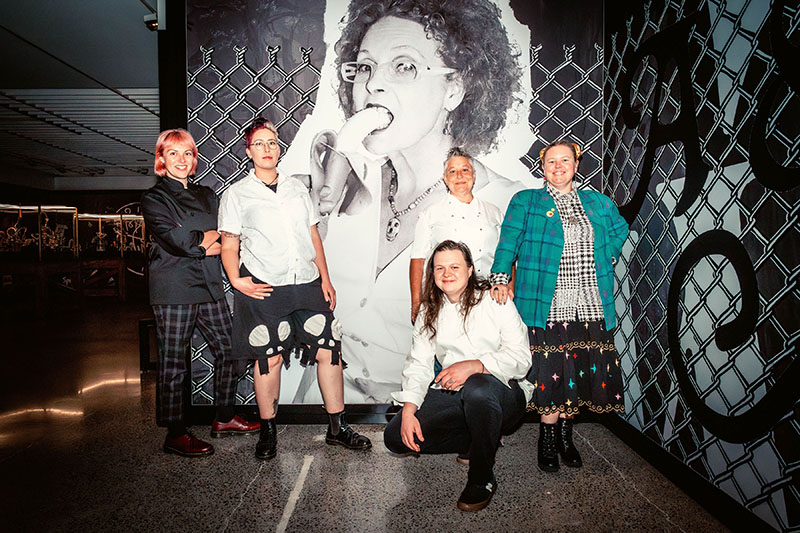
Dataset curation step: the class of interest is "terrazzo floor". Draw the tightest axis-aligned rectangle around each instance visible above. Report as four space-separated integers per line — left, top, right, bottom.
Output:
0 299 728 532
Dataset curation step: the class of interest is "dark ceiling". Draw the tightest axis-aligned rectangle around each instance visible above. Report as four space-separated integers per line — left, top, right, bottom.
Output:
0 0 161 191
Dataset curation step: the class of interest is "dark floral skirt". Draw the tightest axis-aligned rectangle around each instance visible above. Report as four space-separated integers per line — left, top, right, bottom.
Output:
525 320 624 416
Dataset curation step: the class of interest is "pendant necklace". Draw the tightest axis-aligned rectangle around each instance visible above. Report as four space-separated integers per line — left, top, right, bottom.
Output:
385 166 442 242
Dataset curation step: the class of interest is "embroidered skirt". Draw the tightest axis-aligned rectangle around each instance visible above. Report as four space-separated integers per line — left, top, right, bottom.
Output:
525 320 624 416
231 265 343 375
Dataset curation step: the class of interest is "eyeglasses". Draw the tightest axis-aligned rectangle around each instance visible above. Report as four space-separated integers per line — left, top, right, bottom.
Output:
340 59 456 84
249 140 280 151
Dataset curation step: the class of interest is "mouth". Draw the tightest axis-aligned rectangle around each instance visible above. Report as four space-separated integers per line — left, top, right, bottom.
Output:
364 104 394 131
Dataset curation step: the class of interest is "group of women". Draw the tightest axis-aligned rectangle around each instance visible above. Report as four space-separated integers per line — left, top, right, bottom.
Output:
384 143 628 511
142 122 371 461
141 0 628 514
143 123 628 512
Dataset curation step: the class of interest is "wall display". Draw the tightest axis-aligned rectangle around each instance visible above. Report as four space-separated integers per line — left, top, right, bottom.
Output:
604 0 799 530
186 0 603 406
0 205 78 260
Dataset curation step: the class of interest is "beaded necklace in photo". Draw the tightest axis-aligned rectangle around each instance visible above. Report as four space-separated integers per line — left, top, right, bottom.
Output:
385 165 442 242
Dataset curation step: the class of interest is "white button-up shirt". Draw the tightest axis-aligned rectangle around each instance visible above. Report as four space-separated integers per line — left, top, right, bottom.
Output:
218 170 319 285
410 195 503 278
391 294 534 409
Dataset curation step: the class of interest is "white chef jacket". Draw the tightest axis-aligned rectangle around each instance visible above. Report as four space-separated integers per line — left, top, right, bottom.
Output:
218 170 320 285
391 294 534 409
410 195 503 278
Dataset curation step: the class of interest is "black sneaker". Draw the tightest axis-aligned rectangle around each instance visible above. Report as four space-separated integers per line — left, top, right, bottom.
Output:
456 478 497 512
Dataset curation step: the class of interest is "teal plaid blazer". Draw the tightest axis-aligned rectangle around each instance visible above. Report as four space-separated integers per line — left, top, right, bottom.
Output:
491 187 629 330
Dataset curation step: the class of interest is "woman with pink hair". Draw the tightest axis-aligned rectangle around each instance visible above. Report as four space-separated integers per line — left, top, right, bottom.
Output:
141 129 260 457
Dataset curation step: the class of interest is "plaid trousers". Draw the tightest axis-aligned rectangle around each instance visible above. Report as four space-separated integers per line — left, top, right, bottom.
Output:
152 299 237 426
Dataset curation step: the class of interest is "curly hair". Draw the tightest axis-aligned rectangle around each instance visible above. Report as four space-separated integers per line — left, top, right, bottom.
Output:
334 0 521 155
420 240 491 340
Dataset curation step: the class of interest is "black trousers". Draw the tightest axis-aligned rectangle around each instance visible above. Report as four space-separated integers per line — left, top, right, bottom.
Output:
152 299 237 426
384 373 526 484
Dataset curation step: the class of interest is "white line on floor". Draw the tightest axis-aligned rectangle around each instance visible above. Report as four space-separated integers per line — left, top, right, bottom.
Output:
220 462 265 533
276 455 314 533
576 428 688 533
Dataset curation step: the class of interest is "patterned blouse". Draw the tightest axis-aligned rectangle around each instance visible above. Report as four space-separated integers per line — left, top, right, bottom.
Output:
546 183 604 322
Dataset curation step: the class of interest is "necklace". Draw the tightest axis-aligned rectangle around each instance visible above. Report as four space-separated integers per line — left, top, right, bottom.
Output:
385 166 442 241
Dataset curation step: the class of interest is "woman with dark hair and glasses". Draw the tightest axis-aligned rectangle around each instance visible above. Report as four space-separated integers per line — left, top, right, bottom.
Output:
218 118 371 460
384 240 532 511
141 128 260 457
289 0 532 405
491 140 628 472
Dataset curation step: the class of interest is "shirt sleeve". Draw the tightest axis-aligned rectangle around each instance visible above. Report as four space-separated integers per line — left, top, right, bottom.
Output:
604 195 629 262
217 188 241 235
477 299 531 384
391 312 436 408
409 206 433 259
141 191 205 258
491 190 528 276
208 186 220 220
303 187 320 227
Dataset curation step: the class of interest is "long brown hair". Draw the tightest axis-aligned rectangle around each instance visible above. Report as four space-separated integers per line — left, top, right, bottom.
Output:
420 240 491 339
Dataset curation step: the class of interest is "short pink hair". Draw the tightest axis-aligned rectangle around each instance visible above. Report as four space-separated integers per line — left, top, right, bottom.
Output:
154 129 199 177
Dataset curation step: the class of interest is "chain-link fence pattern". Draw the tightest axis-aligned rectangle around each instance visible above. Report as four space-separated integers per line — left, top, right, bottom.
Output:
525 42 604 187
186 43 323 407
605 1 799 530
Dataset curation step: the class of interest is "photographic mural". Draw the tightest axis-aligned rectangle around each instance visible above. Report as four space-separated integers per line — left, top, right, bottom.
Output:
185 0 602 405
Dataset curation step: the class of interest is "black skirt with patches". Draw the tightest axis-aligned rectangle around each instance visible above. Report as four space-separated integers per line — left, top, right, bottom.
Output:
526 320 624 416
231 265 343 375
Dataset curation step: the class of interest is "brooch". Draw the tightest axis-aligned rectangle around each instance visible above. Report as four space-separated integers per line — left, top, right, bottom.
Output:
546 209 554 217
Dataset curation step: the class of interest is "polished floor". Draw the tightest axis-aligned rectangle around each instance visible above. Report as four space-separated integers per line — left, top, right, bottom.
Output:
0 298 727 532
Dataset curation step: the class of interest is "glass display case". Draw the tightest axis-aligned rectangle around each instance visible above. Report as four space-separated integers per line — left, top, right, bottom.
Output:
0 204 78 261
0 205 147 309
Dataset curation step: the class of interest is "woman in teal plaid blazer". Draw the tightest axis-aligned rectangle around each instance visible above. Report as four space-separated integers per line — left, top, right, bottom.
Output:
490 140 629 473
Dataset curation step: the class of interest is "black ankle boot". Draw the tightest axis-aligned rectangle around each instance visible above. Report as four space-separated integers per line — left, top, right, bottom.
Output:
557 418 583 468
255 418 277 460
538 422 559 472
325 410 372 450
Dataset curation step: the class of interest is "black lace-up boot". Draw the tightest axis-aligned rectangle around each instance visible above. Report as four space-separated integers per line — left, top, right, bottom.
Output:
538 422 559 472
325 410 372 450
255 418 277 460
557 417 583 468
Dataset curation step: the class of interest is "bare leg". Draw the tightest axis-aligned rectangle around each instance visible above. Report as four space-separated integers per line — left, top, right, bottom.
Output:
541 412 559 424
316 348 344 413
254 355 283 419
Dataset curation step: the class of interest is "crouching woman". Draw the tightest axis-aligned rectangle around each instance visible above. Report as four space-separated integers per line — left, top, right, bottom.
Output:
384 240 532 512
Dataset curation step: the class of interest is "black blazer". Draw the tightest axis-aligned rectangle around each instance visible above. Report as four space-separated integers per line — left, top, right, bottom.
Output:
141 176 225 305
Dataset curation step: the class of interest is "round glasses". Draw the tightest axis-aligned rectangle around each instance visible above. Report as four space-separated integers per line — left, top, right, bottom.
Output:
249 140 280 152
340 59 456 84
